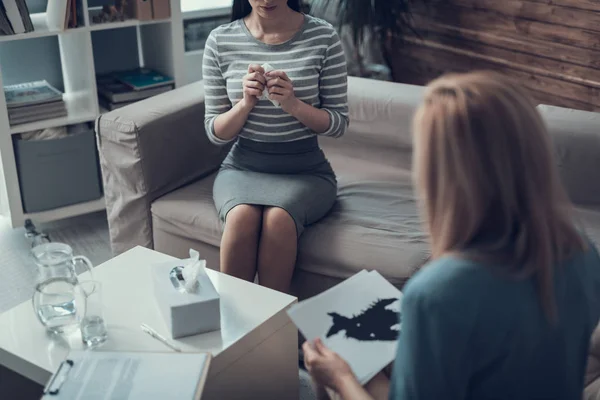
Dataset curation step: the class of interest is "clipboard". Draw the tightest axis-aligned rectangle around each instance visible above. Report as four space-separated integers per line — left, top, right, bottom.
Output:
42 350 211 400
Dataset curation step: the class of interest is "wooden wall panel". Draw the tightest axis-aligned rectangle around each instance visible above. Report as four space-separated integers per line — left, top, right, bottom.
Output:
391 0 600 111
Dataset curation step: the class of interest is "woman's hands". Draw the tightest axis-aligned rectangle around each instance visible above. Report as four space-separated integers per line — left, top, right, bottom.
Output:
304 339 382 400
241 67 300 115
266 70 299 114
241 64 266 110
303 338 356 392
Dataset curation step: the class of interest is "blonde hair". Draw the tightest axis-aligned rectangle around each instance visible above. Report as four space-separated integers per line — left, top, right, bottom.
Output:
413 71 584 321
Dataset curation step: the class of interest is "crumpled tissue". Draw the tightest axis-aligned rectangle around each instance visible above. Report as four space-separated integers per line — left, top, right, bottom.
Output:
181 249 206 293
260 63 280 107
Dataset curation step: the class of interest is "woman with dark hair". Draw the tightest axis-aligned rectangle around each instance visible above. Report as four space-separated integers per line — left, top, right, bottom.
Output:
202 1 348 293
231 0 302 19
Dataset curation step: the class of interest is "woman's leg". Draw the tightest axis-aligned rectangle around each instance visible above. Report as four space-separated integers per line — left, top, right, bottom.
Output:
257 207 298 292
220 204 264 282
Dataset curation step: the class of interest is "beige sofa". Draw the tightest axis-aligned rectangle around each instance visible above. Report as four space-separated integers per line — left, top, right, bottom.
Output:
96 76 600 396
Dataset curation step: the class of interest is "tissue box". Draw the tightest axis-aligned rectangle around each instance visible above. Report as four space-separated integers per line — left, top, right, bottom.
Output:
152 261 221 339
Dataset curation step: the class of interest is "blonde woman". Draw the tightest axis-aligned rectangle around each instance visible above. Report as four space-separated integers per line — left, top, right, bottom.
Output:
303 71 600 399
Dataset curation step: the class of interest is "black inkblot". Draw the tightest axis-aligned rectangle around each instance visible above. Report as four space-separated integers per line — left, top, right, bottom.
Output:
326 298 401 341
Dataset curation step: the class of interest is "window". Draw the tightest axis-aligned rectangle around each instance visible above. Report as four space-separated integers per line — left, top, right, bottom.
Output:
182 0 232 13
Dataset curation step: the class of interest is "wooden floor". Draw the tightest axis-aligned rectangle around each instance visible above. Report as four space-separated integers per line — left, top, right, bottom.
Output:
391 0 600 112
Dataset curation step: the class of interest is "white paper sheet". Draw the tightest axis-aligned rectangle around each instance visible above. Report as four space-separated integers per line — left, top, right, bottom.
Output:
288 270 402 384
43 351 210 400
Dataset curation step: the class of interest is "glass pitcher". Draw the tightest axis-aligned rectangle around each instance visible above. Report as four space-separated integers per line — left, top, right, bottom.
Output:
31 243 94 334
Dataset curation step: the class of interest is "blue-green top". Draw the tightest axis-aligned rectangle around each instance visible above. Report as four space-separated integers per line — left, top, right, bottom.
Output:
390 241 600 399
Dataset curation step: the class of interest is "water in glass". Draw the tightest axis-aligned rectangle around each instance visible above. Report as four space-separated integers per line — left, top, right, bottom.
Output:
78 280 107 347
81 315 108 346
31 242 94 334
33 277 80 334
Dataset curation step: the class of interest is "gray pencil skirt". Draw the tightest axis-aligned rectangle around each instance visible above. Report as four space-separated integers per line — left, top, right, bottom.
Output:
213 136 337 237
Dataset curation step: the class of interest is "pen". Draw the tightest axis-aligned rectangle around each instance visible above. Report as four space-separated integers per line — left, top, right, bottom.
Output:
140 323 182 352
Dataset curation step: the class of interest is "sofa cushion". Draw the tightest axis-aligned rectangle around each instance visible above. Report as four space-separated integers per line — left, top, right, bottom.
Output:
151 173 222 248
538 105 600 206
297 175 430 286
151 160 430 286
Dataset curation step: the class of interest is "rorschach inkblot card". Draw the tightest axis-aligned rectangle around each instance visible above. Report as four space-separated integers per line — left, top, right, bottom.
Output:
288 270 402 384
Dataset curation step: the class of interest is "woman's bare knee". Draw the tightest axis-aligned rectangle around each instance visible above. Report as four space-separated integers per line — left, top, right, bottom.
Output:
262 207 296 237
225 204 263 236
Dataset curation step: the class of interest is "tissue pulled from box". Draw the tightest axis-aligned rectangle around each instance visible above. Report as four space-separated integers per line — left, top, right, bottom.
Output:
181 249 206 293
259 63 280 107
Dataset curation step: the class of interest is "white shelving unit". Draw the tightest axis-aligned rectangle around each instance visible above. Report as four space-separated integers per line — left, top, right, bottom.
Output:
0 0 186 228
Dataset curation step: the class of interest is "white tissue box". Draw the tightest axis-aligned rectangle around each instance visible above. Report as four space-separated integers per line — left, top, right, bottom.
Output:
152 261 221 339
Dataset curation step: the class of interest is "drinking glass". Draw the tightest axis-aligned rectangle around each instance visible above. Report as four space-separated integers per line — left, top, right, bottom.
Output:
78 280 108 347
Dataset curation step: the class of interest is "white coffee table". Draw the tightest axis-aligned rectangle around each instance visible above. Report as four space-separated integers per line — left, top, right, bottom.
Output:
0 246 299 399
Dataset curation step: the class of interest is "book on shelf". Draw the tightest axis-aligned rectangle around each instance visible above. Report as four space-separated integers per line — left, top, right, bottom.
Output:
4 80 63 108
9 100 66 118
9 107 68 124
70 0 77 28
287 270 403 385
3 0 25 34
112 68 175 91
64 0 78 28
0 2 14 34
97 74 174 103
15 0 33 32
4 80 67 125
98 96 137 111
44 0 79 30
0 0 34 35
151 0 170 20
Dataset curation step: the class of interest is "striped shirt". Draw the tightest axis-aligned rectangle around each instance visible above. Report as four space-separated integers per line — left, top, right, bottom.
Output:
202 14 349 144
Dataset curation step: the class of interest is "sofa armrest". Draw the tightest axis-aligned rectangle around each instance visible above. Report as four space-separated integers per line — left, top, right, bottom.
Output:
96 81 230 255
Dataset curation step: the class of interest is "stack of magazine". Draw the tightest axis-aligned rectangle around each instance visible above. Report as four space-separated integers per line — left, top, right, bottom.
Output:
288 270 403 385
97 68 174 111
0 0 33 35
4 80 67 126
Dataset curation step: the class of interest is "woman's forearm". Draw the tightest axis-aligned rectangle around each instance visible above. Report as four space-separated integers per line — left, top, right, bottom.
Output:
289 98 331 134
213 99 254 141
336 376 375 400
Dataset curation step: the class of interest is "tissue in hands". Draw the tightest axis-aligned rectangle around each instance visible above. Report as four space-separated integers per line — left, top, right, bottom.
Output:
181 249 206 293
259 63 280 107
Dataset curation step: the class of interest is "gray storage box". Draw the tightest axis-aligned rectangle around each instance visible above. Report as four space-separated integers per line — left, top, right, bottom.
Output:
14 129 103 213
152 261 221 339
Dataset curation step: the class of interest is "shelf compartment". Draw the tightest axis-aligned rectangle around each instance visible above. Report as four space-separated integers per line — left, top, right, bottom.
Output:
0 6 88 43
91 26 140 75
1 30 98 134
13 125 103 214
